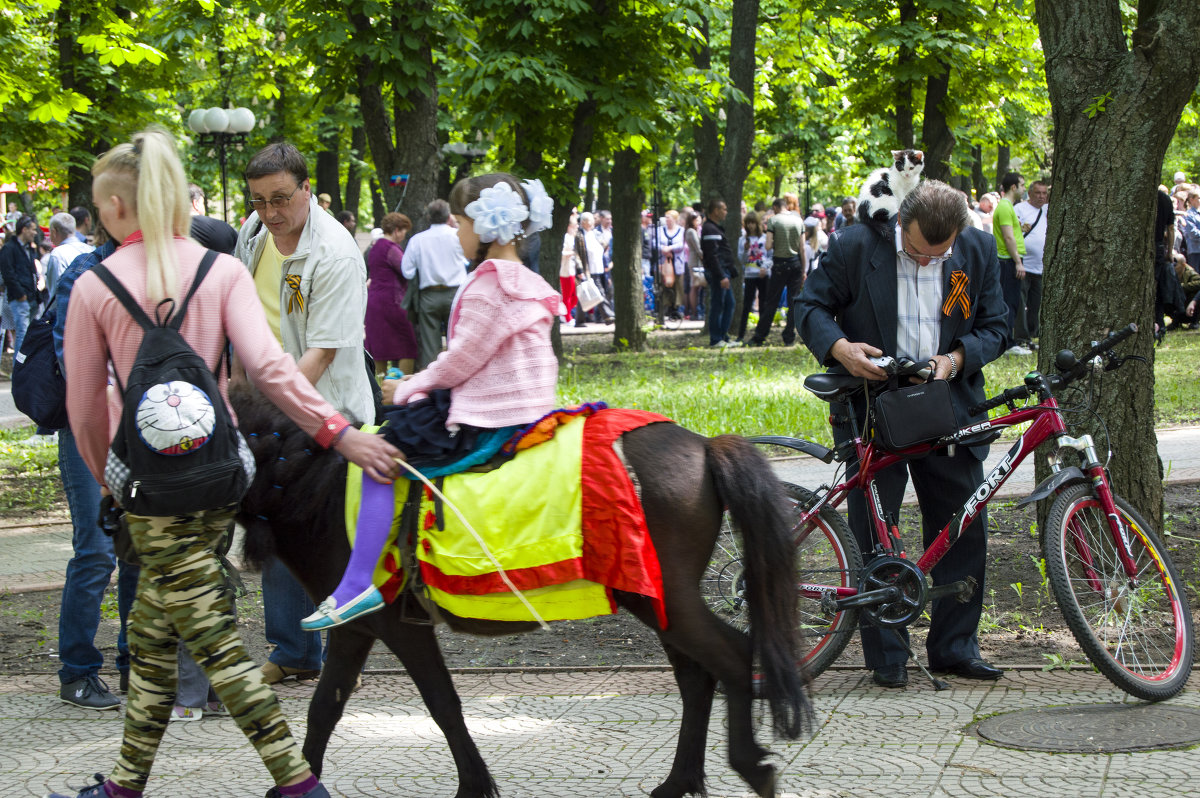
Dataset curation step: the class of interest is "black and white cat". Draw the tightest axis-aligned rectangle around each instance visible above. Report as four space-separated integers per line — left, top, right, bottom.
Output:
856 149 924 229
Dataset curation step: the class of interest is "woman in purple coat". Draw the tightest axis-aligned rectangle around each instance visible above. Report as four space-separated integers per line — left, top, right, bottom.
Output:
364 212 419 375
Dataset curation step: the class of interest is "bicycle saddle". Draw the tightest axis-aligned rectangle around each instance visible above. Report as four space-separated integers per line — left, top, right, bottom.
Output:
804 372 864 401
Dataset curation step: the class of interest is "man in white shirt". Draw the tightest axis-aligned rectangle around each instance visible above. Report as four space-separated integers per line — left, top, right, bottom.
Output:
45 213 93 300
1014 181 1048 347
402 198 467 369
235 141 376 685
579 211 613 323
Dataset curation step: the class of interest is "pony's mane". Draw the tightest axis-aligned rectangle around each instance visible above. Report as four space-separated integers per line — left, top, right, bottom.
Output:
231 383 349 571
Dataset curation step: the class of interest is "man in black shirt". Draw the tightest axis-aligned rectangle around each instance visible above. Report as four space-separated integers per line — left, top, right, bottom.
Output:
700 198 740 347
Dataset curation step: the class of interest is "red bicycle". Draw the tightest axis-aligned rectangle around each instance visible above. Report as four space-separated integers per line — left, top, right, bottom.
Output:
703 324 1194 701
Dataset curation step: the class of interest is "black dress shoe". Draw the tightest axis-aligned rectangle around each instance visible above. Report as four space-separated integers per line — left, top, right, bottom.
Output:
871 664 908 688
935 657 1004 680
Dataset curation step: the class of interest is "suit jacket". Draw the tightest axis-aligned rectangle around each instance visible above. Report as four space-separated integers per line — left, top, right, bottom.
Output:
798 215 1008 460
0 236 37 300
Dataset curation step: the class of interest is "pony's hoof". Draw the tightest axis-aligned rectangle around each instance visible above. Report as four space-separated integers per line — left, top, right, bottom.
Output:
650 774 706 798
747 763 777 797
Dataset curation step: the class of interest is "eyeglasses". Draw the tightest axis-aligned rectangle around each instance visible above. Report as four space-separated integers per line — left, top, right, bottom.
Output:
247 185 303 211
901 230 954 266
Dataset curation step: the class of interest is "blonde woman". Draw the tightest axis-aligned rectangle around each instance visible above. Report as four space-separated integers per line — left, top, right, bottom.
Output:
51 128 399 798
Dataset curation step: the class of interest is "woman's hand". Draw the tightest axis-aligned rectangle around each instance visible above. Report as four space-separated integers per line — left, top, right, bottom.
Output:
380 374 413 404
334 428 401 484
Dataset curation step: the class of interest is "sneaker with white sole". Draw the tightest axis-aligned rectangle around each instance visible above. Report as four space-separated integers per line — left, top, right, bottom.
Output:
264 783 331 798
205 700 230 716
300 586 385 631
170 705 202 721
60 675 120 711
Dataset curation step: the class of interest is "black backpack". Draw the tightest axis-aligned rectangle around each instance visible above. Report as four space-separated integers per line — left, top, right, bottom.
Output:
92 250 254 516
11 298 68 430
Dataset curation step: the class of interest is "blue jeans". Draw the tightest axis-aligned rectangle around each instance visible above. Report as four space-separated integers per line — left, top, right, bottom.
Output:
708 279 735 345
262 555 323 669
57 427 139 684
10 298 30 355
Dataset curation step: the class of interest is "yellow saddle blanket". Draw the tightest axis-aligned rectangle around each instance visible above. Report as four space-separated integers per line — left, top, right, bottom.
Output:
345 415 613 623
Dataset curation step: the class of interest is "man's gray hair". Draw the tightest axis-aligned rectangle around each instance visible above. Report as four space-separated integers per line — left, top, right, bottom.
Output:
898 179 971 244
49 212 76 238
427 198 451 225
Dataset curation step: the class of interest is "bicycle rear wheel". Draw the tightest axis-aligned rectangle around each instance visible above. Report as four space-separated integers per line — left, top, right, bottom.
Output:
1043 484 1193 701
702 482 862 679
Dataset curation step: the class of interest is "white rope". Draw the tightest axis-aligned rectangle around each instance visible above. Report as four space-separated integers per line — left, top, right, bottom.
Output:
393 458 551 631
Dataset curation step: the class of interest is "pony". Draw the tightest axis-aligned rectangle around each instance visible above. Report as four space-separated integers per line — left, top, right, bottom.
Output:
231 384 810 798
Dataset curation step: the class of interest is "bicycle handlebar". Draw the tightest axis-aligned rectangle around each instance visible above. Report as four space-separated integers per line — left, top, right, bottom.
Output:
967 323 1138 416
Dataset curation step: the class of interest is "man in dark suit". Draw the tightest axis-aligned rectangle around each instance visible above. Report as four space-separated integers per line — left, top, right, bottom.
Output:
798 179 1008 688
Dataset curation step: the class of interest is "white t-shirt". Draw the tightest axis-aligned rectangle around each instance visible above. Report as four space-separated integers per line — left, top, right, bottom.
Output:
1014 201 1048 275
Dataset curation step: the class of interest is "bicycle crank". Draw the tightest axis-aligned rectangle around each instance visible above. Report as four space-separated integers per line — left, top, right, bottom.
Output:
857 556 928 628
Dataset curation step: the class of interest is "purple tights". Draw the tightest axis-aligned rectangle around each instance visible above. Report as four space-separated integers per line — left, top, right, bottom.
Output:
330 476 396 605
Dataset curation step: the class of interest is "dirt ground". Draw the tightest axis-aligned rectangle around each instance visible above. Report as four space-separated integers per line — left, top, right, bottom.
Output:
2 482 1198 676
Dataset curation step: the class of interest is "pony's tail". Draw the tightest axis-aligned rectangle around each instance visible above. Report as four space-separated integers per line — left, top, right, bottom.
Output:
706 435 812 739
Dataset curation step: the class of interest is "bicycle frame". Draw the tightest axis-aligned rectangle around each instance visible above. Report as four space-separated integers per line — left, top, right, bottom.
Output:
795 393 1136 605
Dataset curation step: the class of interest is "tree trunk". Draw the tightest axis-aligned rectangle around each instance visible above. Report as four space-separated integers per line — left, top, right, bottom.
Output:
537 99 599 359
994 143 1010 190
610 149 646 350
597 161 611 211
693 0 759 338
350 6 440 231
919 58 954 181
345 126 365 219
315 106 342 213
971 144 987 198
1035 0 1200 527
894 0 918 149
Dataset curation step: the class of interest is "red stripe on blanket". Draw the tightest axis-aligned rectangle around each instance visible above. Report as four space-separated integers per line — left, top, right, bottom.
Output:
420 557 586 595
581 409 672 628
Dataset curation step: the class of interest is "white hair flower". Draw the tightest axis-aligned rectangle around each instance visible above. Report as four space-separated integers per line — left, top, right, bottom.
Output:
465 182 530 245
522 178 554 235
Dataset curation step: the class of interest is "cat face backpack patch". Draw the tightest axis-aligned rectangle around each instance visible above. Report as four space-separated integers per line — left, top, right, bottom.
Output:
92 251 255 517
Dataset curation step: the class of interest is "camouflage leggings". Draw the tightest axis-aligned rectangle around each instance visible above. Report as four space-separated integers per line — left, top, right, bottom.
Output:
109 507 309 791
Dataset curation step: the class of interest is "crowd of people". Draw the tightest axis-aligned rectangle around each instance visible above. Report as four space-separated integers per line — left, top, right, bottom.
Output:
2 131 1197 796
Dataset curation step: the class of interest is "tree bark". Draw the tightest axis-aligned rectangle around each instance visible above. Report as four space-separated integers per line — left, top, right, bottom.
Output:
345 126 365 219
971 144 987 198
315 106 342 213
349 5 439 231
994 143 1010 191
693 0 759 336
610 148 646 350
894 0 918 149
919 58 954 181
1035 0 1200 526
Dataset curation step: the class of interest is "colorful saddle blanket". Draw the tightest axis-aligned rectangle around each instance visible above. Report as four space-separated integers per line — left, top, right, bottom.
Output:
344 407 672 628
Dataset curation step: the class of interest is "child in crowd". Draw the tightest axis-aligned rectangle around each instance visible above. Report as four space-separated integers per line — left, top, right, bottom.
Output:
302 173 564 630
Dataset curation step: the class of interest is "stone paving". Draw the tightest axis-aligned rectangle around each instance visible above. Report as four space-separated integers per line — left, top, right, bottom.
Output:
7 667 1200 797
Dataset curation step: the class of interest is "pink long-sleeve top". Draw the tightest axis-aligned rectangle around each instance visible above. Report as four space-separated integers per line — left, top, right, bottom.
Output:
392 258 564 429
64 235 350 487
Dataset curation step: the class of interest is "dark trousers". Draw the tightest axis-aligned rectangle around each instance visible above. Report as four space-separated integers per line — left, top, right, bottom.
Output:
751 256 804 345
1017 272 1042 342
737 276 768 340
998 257 1022 347
833 423 988 670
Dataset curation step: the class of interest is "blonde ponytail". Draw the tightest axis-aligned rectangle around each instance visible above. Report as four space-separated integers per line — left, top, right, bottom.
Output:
92 127 192 302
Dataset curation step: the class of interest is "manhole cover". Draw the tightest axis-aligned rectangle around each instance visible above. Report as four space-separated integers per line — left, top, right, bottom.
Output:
973 704 1200 753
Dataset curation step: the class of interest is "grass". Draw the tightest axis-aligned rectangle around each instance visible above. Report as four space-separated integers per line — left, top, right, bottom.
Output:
559 326 1200 440
0 427 63 513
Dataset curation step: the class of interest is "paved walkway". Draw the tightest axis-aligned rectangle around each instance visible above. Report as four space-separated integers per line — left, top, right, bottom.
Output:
9 668 1200 797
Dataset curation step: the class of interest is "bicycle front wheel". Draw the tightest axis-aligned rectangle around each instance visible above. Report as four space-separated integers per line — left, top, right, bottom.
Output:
1044 484 1193 701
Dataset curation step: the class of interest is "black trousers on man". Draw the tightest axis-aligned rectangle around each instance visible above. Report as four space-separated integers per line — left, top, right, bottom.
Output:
833 421 988 671
750 255 804 345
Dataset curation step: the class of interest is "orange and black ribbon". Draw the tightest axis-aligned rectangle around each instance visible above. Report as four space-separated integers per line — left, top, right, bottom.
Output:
284 273 304 314
942 269 970 319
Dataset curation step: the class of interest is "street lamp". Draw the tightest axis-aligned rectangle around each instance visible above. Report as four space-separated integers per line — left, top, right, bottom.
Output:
186 106 256 223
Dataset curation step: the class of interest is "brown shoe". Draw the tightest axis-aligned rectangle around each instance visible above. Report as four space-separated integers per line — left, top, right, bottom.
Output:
260 662 320 685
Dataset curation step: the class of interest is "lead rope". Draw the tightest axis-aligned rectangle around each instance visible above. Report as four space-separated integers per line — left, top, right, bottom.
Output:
392 457 551 631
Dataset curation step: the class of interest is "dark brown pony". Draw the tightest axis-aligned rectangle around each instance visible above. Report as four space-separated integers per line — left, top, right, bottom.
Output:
232 385 809 798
